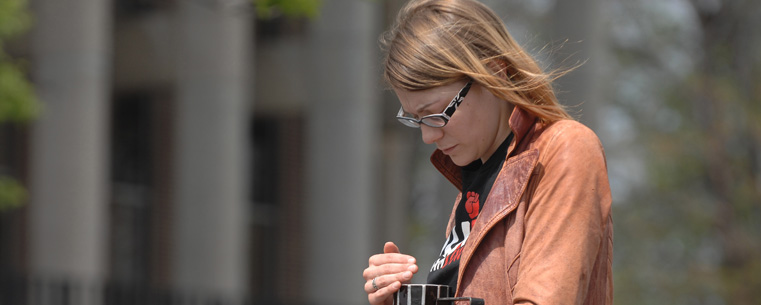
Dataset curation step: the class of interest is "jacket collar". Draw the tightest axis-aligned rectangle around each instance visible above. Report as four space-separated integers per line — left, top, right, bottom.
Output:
430 107 537 190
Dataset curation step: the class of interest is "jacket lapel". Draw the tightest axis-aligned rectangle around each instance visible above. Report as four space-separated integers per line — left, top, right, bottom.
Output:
429 106 541 295
455 148 540 295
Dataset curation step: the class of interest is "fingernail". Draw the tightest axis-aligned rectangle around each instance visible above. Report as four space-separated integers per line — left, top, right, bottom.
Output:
408 258 416 264
403 271 412 279
408 265 417 271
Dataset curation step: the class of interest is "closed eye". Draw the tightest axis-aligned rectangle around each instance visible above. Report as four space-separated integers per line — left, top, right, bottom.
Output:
401 109 421 120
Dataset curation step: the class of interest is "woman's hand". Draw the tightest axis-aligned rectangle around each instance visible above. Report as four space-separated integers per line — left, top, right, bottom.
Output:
363 242 419 305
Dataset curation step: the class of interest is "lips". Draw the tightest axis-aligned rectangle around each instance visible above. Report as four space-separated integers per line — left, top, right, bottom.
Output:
439 145 457 154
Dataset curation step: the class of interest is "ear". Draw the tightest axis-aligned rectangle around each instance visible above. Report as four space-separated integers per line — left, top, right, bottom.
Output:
487 59 509 80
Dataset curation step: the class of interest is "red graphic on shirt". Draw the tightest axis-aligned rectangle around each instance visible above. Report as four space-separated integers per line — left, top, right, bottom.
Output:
429 191 482 273
465 191 480 220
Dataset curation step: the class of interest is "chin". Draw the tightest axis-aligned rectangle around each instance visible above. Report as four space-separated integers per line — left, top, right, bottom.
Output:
450 155 475 167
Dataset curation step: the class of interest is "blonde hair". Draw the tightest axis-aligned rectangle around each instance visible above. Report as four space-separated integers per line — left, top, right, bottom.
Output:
381 0 572 123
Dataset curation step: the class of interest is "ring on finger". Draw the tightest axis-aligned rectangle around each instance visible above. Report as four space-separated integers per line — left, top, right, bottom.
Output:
372 276 380 291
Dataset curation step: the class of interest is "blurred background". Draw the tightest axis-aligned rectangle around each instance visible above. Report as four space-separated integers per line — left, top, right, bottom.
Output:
0 0 759 304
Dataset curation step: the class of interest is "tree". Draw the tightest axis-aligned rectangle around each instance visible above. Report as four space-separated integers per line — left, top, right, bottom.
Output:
605 0 761 304
253 0 321 19
0 0 38 211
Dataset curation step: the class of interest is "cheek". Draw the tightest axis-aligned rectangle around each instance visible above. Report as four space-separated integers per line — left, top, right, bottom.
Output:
458 105 491 137
459 105 500 148
448 118 482 158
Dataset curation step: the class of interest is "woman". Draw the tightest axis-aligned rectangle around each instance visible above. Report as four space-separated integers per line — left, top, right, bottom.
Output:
362 0 613 304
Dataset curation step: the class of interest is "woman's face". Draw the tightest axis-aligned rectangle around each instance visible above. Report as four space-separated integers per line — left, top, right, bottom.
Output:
394 81 514 166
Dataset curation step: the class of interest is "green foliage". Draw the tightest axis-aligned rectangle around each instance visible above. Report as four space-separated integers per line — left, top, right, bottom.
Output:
0 0 37 123
0 176 26 211
0 0 37 211
0 59 39 122
253 0 322 19
0 0 31 40
607 1 761 304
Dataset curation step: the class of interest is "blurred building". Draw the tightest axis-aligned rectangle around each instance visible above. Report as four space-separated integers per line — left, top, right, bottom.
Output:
0 0 401 304
0 1 603 305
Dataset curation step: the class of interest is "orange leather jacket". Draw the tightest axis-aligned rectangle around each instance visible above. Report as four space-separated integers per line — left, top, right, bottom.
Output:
430 107 613 305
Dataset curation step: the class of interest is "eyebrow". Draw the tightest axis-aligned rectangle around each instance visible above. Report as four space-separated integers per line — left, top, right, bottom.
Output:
414 100 440 115
414 93 454 114
400 102 437 117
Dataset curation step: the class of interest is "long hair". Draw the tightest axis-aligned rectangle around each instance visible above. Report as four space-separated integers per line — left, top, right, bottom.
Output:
381 0 572 122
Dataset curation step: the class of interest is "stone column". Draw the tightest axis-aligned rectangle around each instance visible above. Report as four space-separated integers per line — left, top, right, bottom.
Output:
28 0 112 304
304 0 381 304
551 0 604 129
171 1 252 302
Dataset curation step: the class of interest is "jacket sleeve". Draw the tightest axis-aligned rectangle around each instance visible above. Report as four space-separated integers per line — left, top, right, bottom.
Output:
512 122 612 305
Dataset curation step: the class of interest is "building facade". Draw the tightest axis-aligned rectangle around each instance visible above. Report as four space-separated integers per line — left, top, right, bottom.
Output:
0 0 391 304
0 1 601 305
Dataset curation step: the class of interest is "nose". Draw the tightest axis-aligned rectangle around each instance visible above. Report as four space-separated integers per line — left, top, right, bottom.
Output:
420 124 444 144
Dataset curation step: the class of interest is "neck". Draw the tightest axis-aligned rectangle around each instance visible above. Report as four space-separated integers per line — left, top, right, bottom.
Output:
480 105 514 163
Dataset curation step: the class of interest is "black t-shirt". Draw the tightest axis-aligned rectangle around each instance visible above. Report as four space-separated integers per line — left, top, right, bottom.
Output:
427 133 514 292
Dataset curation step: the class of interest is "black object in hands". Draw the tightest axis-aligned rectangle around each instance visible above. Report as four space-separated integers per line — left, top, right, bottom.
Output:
393 284 484 305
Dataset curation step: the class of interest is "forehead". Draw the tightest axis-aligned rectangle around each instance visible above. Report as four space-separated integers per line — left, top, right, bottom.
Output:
393 82 465 114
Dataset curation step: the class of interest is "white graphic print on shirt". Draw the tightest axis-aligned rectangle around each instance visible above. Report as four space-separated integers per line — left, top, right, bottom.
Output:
430 220 471 272
430 191 480 272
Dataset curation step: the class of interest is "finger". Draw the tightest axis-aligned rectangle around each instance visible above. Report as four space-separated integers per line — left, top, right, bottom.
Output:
407 262 419 274
368 253 416 267
365 262 408 279
364 271 414 293
364 262 418 281
368 280 402 305
384 241 400 254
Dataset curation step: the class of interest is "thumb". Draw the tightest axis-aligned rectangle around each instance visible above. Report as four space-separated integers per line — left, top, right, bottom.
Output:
383 241 400 254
